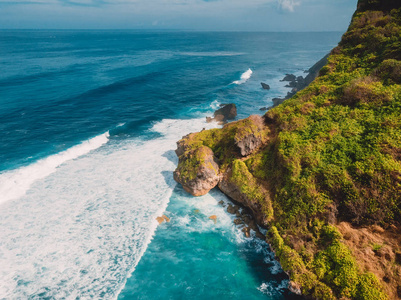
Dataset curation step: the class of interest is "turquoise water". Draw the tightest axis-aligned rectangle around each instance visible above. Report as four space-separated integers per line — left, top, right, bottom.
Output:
0 31 342 299
119 187 295 300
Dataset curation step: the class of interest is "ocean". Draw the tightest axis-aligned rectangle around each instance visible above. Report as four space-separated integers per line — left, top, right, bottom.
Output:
0 30 342 299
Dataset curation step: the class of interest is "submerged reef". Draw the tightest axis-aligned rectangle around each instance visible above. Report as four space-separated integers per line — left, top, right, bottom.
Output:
174 0 401 299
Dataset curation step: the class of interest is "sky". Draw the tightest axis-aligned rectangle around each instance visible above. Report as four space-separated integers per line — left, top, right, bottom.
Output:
0 0 358 31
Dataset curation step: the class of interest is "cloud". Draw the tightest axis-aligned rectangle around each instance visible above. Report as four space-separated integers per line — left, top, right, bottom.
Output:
277 0 300 12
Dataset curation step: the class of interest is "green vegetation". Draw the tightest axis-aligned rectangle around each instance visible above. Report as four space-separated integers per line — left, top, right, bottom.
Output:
175 1 401 298
230 159 273 220
177 116 269 170
175 146 215 181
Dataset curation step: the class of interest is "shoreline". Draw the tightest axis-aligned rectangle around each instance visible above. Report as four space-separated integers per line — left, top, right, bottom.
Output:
172 2 401 297
172 55 331 296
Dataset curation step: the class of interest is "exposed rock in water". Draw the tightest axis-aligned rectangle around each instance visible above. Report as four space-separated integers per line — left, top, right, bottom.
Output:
156 215 170 224
272 98 284 106
173 146 220 196
261 82 270 90
234 218 243 225
285 80 297 88
242 227 251 238
227 204 239 214
273 54 329 107
214 104 237 120
209 215 217 224
281 74 296 82
206 103 237 124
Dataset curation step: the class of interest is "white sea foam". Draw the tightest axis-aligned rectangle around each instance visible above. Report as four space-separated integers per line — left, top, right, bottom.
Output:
258 282 272 295
210 99 221 110
0 132 110 204
0 117 220 299
257 280 289 296
233 68 253 85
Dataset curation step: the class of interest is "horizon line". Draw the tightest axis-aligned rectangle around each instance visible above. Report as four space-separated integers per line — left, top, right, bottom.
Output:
0 28 345 33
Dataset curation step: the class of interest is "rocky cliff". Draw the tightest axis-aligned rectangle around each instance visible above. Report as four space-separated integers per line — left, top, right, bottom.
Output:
174 1 401 299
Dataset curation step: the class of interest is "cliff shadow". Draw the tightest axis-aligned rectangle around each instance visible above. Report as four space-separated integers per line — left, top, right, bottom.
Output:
162 150 178 164
161 170 176 189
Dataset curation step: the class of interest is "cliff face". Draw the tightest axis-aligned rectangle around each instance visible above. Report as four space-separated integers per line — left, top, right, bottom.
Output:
174 1 401 299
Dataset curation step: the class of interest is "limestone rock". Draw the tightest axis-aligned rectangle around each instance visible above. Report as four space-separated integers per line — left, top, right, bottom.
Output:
209 215 218 224
156 215 170 224
175 133 192 157
242 227 251 238
218 168 270 227
236 134 262 157
234 115 266 157
174 146 220 196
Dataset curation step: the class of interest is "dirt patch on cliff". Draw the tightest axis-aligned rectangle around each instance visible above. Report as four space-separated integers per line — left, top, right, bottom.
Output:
336 222 401 299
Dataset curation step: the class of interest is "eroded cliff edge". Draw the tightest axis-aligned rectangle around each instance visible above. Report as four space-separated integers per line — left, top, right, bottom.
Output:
174 0 401 299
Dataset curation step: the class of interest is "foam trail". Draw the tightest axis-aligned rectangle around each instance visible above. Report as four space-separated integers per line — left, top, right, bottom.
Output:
0 117 220 299
0 132 109 204
233 68 253 84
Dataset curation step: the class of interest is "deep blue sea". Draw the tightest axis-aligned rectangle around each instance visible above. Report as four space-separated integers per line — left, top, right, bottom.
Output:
0 30 342 299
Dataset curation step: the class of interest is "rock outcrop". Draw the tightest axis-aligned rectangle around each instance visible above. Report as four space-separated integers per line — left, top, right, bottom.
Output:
281 74 296 82
261 82 270 90
218 167 271 227
173 145 220 196
206 103 237 124
234 115 265 157
272 54 329 107
156 215 170 224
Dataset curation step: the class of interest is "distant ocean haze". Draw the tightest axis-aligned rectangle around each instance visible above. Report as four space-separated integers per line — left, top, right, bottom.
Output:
0 30 342 299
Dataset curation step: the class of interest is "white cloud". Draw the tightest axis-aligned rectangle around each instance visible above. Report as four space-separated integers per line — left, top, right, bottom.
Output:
277 0 300 12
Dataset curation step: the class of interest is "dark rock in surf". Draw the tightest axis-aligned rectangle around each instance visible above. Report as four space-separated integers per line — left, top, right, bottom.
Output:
281 74 296 82
206 103 237 124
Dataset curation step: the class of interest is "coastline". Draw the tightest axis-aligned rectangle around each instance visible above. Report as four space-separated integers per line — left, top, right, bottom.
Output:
172 1 401 298
173 54 330 297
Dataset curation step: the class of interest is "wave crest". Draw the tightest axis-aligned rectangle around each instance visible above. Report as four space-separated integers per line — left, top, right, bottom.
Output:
0 132 110 205
233 68 253 85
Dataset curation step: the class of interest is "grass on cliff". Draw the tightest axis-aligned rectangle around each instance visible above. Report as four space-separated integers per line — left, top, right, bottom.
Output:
264 6 401 228
256 5 401 298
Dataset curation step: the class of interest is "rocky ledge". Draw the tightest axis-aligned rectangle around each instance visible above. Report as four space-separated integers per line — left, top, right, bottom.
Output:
174 114 272 226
